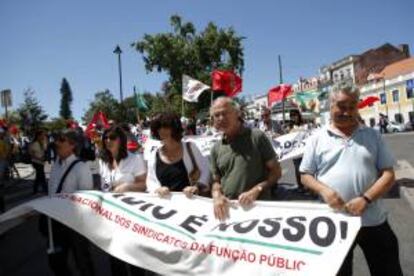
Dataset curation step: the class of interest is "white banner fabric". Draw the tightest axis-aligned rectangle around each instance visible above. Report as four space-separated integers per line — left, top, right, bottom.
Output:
143 130 314 162
0 192 360 276
182 75 210 102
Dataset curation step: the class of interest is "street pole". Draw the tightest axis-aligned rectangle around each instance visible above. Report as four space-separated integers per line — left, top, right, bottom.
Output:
113 45 124 103
0 89 10 120
278 55 285 125
383 77 389 119
134 86 140 123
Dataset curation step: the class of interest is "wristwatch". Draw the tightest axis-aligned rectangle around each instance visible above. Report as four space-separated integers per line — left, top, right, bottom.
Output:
362 194 372 204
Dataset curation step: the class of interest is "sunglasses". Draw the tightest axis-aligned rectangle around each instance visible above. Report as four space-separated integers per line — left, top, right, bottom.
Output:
104 134 119 141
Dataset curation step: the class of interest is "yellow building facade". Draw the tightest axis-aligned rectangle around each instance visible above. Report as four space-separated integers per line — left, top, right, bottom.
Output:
360 72 414 127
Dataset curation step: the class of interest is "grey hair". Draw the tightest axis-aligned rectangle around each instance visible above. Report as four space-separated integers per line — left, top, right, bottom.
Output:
210 96 241 116
329 83 360 104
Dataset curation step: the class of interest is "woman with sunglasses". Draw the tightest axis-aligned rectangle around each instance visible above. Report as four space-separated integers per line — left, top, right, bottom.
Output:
98 125 147 275
146 112 210 198
98 125 147 193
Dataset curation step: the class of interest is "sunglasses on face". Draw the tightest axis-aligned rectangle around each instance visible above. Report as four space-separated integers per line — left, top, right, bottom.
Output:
104 134 118 141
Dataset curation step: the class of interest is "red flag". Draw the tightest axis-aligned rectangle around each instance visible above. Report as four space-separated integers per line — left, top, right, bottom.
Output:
267 84 293 107
0 119 7 128
211 70 242 97
357 96 380 109
85 111 110 138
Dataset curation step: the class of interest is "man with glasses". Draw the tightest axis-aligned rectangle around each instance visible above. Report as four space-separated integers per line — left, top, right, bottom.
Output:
300 85 402 275
258 107 283 137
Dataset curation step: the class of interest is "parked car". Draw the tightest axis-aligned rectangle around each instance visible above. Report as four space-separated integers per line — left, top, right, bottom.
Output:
404 121 414 131
373 121 406 133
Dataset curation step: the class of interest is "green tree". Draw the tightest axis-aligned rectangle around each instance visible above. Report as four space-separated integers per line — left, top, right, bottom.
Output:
4 110 21 126
17 88 48 134
43 117 67 132
82 90 121 124
59 78 73 119
132 15 244 117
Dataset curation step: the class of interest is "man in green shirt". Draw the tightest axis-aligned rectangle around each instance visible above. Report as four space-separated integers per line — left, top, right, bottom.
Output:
210 97 282 221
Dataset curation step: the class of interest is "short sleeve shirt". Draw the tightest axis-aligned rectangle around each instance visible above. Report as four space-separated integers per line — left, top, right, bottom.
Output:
49 154 93 193
99 152 147 192
211 127 277 200
299 126 395 226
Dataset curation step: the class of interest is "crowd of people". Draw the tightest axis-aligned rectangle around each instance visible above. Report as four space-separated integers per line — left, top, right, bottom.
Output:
0 84 403 275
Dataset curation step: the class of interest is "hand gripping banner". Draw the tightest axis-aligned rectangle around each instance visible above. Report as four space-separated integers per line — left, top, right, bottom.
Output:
0 192 360 275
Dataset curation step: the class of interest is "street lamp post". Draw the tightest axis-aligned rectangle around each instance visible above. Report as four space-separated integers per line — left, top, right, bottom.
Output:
113 45 124 103
382 76 389 119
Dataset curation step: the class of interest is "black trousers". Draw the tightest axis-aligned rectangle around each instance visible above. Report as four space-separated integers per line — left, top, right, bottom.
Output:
292 157 304 189
45 220 95 276
32 162 47 193
109 256 148 276
337 220 403 276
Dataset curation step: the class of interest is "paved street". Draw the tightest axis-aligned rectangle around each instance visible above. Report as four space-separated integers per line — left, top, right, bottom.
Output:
1 132 414 276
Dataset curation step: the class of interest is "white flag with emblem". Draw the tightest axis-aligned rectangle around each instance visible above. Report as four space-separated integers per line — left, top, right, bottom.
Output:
182 75 210 102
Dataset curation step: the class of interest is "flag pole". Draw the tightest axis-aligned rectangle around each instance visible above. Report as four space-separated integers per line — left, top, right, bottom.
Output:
134 86 140 123
278 55 285 127
182 91 185 119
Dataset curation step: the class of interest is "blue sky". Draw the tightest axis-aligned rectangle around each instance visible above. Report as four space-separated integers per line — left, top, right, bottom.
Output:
1 0 413 121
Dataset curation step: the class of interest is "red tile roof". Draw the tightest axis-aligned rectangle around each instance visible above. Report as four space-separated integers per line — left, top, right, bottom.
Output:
381 57 414 79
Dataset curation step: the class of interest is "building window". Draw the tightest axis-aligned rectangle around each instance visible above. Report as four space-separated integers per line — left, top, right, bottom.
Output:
395 113 403 123
409 111 414 123
407 88 414 99
392 90 399 102
407 79 414 99
380 93 386 104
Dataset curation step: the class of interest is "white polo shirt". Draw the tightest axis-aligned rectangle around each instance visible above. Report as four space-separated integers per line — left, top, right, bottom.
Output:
99 152 147 192
49 154 93 194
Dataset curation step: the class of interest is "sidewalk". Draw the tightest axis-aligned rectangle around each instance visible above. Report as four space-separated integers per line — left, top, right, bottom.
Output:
396 160 414 211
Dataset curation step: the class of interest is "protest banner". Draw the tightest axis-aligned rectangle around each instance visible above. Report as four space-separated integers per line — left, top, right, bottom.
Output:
271 130 314 162
143 130 315 162
0 192 360 275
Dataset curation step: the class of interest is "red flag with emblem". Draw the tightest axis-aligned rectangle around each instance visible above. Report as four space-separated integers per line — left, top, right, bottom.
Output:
211 70 242 97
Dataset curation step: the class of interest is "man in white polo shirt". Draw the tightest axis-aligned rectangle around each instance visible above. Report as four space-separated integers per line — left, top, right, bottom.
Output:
300 85 402 276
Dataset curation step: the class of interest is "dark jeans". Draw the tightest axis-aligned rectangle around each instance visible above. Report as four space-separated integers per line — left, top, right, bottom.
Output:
32 162 47 193
337 220 403 276
45 220 95 276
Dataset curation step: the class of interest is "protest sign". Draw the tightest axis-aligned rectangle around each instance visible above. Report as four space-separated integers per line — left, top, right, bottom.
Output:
0 192 360 275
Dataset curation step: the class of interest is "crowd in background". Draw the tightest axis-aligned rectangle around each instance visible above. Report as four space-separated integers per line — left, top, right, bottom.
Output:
0 89 403 275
